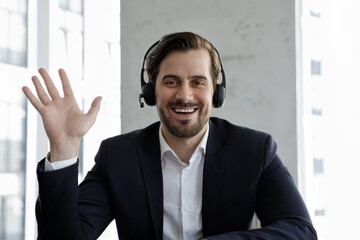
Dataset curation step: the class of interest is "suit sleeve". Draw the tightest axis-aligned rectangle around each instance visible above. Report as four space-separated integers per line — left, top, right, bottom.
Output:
36 141 114 240
206 135 317 240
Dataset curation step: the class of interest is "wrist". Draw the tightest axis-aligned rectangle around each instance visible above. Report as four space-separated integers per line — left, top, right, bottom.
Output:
49 140 80 162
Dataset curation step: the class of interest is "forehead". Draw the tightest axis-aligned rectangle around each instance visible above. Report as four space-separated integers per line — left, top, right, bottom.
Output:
158 48 211 75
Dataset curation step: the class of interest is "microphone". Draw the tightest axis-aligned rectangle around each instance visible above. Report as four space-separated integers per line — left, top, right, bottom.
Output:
139 94 145 108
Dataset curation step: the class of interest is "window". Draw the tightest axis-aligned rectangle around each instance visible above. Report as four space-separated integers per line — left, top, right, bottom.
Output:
0 0 28 67
313 157 324 174
0 0 120 239
0 1 28 239
297 0 360 239
57 0 84 78
0 85 27 240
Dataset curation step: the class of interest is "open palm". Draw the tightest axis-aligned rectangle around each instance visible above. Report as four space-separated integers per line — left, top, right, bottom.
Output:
22 68 101 162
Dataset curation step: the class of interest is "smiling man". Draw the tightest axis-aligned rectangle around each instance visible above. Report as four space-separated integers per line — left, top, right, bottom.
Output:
155 48 213 164
23 32 317 239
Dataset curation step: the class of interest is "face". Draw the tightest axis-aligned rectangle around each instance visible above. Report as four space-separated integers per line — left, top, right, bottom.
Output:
155 48 214 138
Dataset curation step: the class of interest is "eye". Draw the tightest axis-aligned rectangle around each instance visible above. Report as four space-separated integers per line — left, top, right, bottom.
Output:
192 79 205 87
164 79 179 87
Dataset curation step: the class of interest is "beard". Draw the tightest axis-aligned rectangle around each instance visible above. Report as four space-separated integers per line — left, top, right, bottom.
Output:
158 100 210 138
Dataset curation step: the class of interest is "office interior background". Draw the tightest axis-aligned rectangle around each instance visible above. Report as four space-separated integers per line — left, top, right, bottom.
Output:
0 0 359 239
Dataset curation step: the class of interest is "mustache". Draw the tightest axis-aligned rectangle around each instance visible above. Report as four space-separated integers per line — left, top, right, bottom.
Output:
167 101 202 108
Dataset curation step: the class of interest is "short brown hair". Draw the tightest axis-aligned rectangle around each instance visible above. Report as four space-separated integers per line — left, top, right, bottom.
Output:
145 32 221 89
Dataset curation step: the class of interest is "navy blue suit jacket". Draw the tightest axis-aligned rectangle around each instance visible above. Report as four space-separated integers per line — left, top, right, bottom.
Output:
36 117 317 239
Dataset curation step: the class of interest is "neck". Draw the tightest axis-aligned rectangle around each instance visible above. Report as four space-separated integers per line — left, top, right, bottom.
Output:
161 123 208 164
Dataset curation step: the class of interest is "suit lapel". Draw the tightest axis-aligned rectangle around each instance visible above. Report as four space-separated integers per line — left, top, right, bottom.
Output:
202 120 228 236
138 124 163 240
136 120 228 238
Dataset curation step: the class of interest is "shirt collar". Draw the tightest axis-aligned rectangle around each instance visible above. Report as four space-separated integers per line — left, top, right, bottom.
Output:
159 122 209 159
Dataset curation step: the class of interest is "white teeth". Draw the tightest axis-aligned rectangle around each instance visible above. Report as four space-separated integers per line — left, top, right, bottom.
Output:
174 108 195 113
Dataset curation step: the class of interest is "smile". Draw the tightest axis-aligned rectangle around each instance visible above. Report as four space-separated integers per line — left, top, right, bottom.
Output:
173 108 197 113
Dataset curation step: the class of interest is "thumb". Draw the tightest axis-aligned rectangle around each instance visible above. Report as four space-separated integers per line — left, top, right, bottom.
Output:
86 96 102 120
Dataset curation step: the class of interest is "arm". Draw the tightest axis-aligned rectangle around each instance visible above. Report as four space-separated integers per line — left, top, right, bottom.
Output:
36 152 113 240
23 68 104 239
205 135 317 240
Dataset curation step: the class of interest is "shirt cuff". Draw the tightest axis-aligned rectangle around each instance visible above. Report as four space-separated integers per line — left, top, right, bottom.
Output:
44 153 78 171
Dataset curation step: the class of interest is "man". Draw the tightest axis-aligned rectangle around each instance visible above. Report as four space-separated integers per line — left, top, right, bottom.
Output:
23 32 317 239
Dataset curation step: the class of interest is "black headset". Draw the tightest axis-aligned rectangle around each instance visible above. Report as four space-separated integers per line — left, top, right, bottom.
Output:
139 40 226 108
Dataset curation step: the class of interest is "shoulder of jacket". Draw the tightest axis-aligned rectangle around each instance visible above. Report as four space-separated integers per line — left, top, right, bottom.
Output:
102 121 160 145
210 117 270 140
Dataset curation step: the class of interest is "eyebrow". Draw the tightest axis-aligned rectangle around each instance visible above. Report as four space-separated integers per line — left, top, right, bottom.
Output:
162 74 180 80
162 74 209 81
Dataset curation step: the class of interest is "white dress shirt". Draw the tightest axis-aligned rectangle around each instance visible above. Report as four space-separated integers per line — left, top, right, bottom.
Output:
44 154 77 171
160 125 208 240
44 123 209 239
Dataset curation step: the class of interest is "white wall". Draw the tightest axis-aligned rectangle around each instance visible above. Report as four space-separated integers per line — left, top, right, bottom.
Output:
120 0 298 182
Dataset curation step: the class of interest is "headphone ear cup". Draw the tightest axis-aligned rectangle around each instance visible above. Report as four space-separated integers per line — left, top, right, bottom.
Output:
141 83 156 106
213 85 225 108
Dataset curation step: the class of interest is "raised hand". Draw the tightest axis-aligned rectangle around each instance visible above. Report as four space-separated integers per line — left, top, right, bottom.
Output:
22 68 102 162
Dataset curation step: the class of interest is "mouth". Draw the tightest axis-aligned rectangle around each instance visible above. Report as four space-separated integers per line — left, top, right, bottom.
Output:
168 101 201 117
172 108 197 114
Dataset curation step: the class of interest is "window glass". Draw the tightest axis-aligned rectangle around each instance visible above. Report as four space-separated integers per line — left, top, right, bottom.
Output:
0 87 27 240
59 0 83 13
0 0 27 67
299 0 360 239
57 0 84 79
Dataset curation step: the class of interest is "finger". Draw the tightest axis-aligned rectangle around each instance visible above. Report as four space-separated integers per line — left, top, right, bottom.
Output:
38 68 61 100
22 86 44 112
58 68 74 97
31 76 52 105
86 96 102 122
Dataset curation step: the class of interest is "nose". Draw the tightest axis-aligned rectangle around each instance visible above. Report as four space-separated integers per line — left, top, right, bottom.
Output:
175 83 193 102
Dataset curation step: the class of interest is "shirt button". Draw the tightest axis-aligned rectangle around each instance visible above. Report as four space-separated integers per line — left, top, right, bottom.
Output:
183 206 193 212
